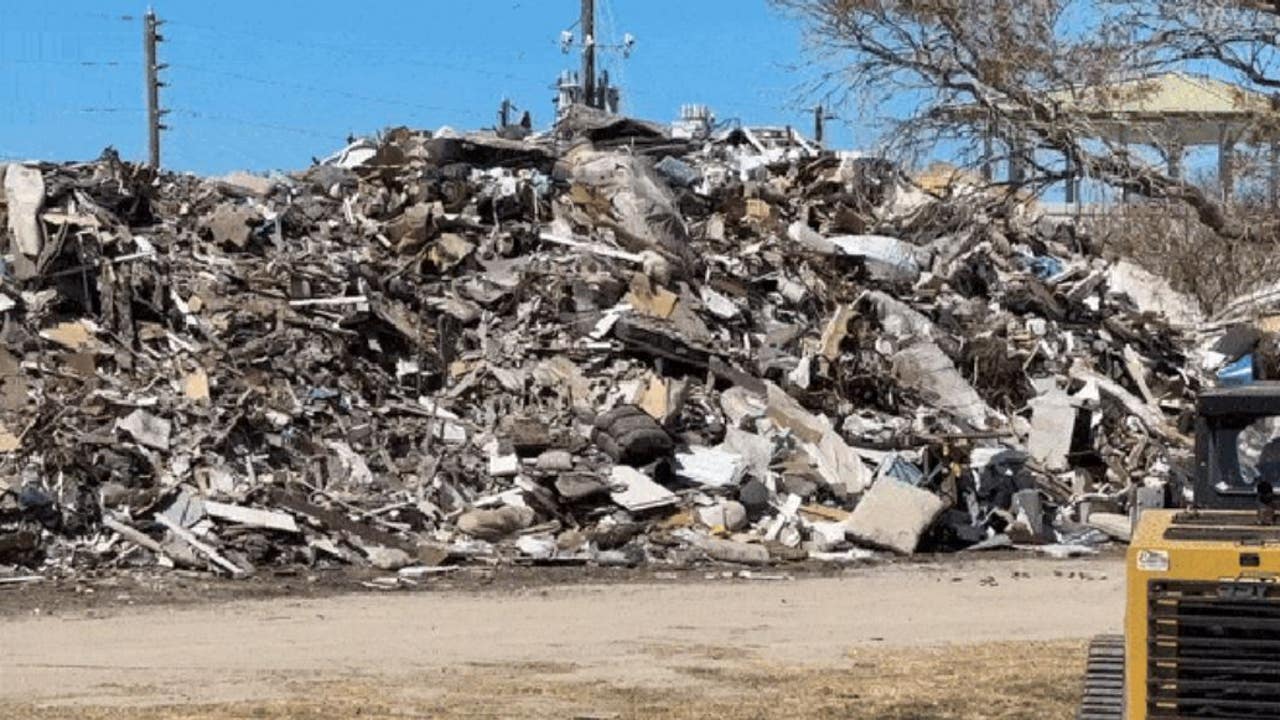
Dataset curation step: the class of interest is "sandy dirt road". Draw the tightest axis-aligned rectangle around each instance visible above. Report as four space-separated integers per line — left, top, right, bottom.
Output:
0 556 1124 719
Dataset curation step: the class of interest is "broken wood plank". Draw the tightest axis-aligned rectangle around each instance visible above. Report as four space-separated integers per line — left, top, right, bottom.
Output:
288 295 369 308
269 489 416 553
538 231 644 264
103 516 168 556
0 575 44 586
154 513 247 578
204 501 301 533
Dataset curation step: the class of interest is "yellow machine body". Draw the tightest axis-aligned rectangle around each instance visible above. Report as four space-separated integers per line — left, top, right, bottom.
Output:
1125 509 1280 719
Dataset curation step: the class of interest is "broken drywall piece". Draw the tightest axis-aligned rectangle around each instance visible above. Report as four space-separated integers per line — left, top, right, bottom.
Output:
807 429 872 497
891 342 991 429
117 409 172 451
1107 259 1203 326
844 479 945 555
699 286 739 319
765 382 832 444
862 290 937 342
609 465 679 512
675 446 748 488
204 501 300 533
827 234 921 283
1068 364 1180 443
4 163 45 257
720 427 774 480
487 444 520 478
327 441 375 484
1027 393 1076 472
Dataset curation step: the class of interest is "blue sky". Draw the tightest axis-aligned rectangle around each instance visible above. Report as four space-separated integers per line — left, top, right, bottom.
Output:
0 1 848 175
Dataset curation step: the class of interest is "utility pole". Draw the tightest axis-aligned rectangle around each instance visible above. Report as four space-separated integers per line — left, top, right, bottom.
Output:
813 104 836 148
556 0 630 117
143 10 167 169
581 0 596 109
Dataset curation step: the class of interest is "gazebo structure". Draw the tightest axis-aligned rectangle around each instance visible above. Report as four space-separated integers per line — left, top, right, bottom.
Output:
968 72 1280 205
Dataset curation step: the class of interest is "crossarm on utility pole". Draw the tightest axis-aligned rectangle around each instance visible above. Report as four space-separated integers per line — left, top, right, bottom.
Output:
144 10 164 169
581 0 596 108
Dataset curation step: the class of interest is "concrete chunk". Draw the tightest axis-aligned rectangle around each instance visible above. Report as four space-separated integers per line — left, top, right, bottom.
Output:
207 204 259 248
700 537 770 565
844 479 945 555
1087 512 1132 542
456 506 536 541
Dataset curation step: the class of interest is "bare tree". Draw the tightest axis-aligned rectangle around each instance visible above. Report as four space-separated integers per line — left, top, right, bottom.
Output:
772 0 1280 240
1129 1 1280 89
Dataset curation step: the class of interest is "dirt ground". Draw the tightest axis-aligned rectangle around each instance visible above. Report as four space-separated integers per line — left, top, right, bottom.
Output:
0 555 1124 719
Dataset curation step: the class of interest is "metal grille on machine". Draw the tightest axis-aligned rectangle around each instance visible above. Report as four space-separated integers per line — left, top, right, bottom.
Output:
1148 581 1280 719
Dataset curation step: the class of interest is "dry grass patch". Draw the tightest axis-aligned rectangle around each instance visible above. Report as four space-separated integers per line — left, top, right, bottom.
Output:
0 640 1087 720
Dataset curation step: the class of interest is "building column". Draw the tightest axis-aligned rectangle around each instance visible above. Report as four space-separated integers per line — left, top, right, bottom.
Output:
1166 142 1184 182
1117 126 1132 204
981 129 994 183
1008 136 1028 185
1064 151 1079 205
1219 123 1236 203
1270 141 1279 211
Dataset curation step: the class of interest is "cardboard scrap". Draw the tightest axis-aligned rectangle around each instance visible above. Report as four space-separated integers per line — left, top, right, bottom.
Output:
0 423 21 453
636 374 687 423
626 273 678 319
40 320 93 351
184 367 211 403
819 305 855 361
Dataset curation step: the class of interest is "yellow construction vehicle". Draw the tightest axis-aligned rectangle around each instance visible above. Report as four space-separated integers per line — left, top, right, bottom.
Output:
1080 385 1280 720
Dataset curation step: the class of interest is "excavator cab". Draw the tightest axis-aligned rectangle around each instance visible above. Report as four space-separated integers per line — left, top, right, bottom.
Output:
1080 384 1280 720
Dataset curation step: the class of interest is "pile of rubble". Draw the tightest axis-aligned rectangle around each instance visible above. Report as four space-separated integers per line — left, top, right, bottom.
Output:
0 110 1204 579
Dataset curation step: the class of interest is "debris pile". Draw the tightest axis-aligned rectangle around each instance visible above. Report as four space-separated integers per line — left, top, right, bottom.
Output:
0 116 1203 579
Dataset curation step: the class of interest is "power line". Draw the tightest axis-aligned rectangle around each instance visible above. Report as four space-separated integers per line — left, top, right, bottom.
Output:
164 20 546 85
75 107 145 114
11 9 138 24
168 109 337 140
0 59 138 68
169 63 475 116
0 107 142 118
